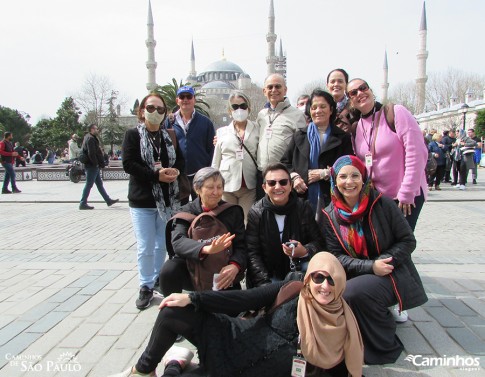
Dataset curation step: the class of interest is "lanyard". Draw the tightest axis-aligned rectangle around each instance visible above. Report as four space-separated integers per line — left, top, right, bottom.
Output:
147 130 161 161
361 107 376 151
268 105 290 127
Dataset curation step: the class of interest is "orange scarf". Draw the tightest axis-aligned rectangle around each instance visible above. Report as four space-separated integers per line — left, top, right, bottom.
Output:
297 252 363 377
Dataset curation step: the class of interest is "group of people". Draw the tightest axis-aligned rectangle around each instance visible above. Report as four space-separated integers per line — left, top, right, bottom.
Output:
110 68 432 377
426 128 481 191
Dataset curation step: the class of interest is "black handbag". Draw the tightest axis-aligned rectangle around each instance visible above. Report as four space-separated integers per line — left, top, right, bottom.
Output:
240 142 264 201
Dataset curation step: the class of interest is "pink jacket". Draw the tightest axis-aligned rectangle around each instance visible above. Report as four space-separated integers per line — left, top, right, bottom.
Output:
353 105 428 204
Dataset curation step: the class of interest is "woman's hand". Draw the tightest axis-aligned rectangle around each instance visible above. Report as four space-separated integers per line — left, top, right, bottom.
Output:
372 257 394 276
215 264 239 290
159 293 191 309
293 176 308 194
282 240 307 258
201 232 235 255
159 168 179 183
398 201 415 217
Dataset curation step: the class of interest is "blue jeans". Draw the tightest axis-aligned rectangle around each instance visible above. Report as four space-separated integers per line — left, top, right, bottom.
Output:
80 166 110 205
130 208 167 289
1 163 17 190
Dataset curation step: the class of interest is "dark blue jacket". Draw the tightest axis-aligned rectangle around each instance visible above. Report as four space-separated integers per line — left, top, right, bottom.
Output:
428 141 445 166
165 112 215 175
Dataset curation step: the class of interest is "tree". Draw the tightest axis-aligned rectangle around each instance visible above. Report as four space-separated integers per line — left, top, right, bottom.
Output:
101 91 125 154
475 109 485 139
298 79 326 98
0 106 32 144
155 78 210 118
388 81 418 114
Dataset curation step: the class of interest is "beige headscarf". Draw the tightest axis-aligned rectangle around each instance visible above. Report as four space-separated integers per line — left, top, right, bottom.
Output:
297 252 363 377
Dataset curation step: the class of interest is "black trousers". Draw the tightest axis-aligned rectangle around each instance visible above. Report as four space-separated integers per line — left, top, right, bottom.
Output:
159 257 194 296
343 274 403 365
429 165 445 187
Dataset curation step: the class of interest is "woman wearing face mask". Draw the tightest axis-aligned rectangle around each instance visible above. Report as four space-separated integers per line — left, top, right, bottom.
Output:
122 92 185 310
212 91 259 220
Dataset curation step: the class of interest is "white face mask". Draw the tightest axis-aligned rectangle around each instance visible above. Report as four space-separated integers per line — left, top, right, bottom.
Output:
144 109 166 125
232 109 249 122
297 105 306 112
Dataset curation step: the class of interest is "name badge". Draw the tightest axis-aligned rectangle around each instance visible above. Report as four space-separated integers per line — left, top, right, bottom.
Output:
265 128 273 139
154 161 162 171
291 356 307 377
365 153 373 168
235 149 244 160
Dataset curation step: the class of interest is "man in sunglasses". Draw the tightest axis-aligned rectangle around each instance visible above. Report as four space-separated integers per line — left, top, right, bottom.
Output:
246 163 325 288
257 74 306 171
165 86 215 203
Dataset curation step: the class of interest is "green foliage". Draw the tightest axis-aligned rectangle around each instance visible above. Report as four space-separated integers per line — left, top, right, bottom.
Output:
131 99 140 115
155 78 210 118
100 92 124 153
30 97 84 153
0 106 32 144
474 109 485 139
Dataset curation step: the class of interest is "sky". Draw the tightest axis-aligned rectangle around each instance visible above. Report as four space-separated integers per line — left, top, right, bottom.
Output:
0 0 484 125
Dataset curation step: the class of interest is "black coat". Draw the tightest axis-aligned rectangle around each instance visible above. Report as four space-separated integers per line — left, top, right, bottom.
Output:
322 191 427 311
246 197 326 287
169 198 247 273
122 127 184 208
281 124 354 209
82 132 105 168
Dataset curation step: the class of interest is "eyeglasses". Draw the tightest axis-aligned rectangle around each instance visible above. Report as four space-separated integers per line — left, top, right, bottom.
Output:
310 272 335 286
178 94 194 100
265 84 283 90
231 103 249 111
264 178 290 187
145 105 166 114
347 83 369 99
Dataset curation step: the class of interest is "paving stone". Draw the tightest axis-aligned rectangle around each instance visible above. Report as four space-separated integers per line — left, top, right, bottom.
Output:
414 322 463 356
47 288 82 304
397 326 434 355
103 271 135 290
18 303 58 322
70 290 113 318
447 327 485 356
78 280 108 296
424 307 465 328
440 298 480 317
0 332 43 369
75 335 117 364
98 313 137 336
407 306 434 322
54 294 91 312
59 323 103 348
461 298 485 318
25 311 68 333
89 348 139 377
0 321 33 346
460 316 485 340
422 298 443 307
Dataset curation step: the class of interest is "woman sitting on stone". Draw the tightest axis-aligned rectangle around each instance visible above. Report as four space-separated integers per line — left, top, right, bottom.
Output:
322 155 427 365
109 252 364 377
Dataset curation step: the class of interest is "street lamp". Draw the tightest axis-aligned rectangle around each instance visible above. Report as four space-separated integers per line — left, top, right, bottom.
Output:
460 103 469 131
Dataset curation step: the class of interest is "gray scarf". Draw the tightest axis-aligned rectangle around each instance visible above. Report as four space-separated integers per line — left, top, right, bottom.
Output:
137 123 181 221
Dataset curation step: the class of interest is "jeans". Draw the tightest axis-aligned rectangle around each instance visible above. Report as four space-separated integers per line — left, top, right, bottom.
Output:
80 166 110 205
130 208 167 289
394 188 425 232
1 162 17 190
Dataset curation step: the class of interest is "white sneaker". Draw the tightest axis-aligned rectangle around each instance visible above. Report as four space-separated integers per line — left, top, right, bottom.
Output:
391 305 408 323
459 185 466 190
163 345 194 368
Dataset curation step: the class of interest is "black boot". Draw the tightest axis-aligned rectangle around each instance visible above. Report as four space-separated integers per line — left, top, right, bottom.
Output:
161 361 183 377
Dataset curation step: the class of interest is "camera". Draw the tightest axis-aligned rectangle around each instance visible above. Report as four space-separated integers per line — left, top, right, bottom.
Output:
284 241 298 248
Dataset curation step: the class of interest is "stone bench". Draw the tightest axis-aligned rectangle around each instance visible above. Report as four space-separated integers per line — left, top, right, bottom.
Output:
0 165 128 181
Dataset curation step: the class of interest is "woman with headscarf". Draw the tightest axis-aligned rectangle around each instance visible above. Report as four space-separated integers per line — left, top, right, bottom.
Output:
109 252 363 377
281 89 353 221
322 155 427 365
122 91 184 310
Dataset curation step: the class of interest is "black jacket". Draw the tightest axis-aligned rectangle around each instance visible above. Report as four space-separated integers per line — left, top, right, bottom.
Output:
281 124 354 208
322 190 427 311
82 132 105 168
246 197 326 287
122 127 184 208
169 198 247 273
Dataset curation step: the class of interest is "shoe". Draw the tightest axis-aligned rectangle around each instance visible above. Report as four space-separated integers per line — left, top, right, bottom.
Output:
12 188 21 193
428 186 433 191
163 346 194 373
107 198 119 207
1 189 12 194
161 361 183 377
434 186 441 191
136 286 154 310
459 185 466 190
154 276 160 289
391 305 408 323
106 366 156 377
473 179 477 184
79 204 94 210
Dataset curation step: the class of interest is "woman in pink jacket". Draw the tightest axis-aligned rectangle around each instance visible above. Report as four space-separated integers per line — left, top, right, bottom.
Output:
347 79 428 233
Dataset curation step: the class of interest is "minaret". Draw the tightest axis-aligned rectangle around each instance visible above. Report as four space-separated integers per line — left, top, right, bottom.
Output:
146 0 157 91
275 38 287 79
415 1 428 114
266 0 277 76
189 39 196 78
381 49 389 103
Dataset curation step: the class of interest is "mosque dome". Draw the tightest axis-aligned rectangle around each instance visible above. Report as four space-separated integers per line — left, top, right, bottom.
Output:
199 59 244 75
201 80 235 90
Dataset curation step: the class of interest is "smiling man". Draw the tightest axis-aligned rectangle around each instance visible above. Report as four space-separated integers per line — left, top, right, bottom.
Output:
257 74 306 170
245 163 325 287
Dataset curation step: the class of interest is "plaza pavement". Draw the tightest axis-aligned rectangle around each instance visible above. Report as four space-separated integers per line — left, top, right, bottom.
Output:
0 176 484 377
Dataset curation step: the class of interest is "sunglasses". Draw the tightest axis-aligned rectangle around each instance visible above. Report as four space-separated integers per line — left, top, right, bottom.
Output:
310 272 335 286
145 105 166 114
264 179 289 187
266 84 283 90
178 94 194 100
231 103 249 111
347 83 369 99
